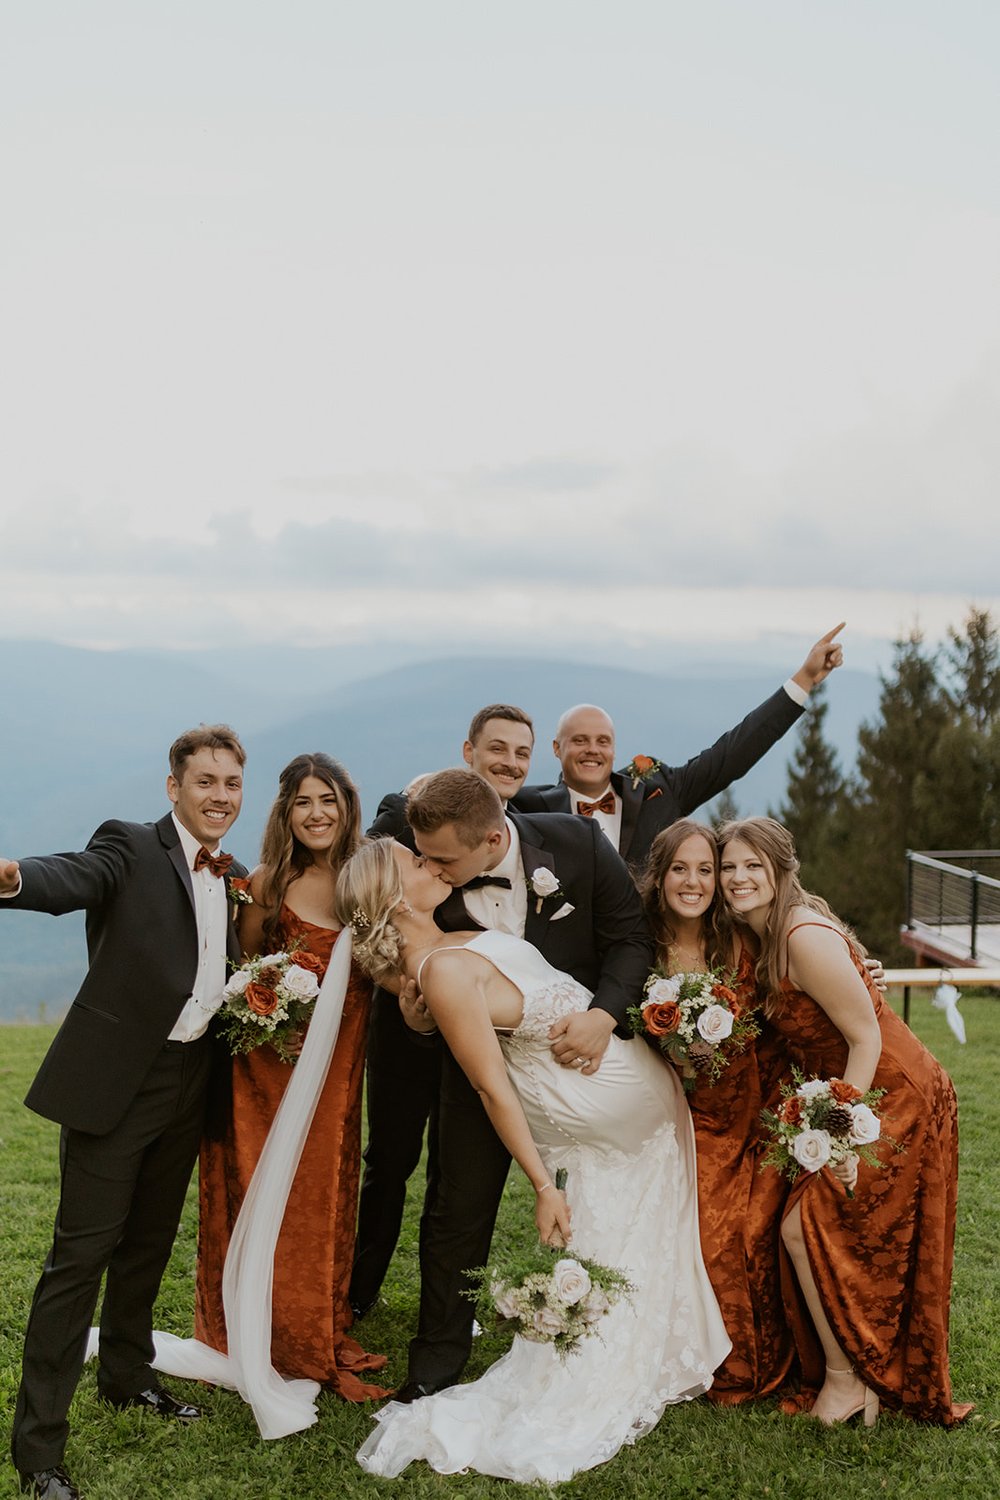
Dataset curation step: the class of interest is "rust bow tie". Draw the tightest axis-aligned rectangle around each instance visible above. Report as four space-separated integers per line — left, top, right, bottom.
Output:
194 846 234 879
577 791 616 817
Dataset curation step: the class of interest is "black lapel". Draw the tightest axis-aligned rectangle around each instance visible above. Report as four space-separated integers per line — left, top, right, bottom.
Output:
616 772 644 859
542 784 572 814
510 815 560 945
158 812 196 917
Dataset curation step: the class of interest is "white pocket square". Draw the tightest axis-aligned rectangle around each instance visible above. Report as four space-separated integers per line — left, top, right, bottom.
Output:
550 903 575 921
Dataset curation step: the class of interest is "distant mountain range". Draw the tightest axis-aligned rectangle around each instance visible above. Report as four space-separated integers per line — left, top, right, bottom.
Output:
0 640 880 1019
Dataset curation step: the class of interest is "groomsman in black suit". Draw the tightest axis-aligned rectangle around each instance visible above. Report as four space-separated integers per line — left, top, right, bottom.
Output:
0 726 247 1500
391 769 653 1401
349 705 536 1321
521 624 845 871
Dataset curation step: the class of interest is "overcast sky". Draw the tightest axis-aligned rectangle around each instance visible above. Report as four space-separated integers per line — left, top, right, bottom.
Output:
2 2 998 671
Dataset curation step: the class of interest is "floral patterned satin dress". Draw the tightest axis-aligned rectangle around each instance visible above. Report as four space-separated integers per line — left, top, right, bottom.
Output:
195 908 390 1400
770 924 969 1424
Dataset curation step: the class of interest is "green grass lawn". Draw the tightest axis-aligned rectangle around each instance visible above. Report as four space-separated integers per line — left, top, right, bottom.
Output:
1 992 998 1499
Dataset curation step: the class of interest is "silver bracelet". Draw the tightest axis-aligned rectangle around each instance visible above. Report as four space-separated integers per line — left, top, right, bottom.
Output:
535 1182 554 1193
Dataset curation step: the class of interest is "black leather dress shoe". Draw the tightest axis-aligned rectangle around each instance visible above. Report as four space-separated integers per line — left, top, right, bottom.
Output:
391 1376 458 1404
105 1384 202 1422
16 1466 82 1499
349 1297 376 1322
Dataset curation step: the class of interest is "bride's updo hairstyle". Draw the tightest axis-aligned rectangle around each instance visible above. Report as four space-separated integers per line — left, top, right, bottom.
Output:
334 839 407 987
717 816 861 1010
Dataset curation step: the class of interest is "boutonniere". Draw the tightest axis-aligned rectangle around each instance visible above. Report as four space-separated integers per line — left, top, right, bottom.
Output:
622 754 662 791
526 867 565 915
228 875 254 907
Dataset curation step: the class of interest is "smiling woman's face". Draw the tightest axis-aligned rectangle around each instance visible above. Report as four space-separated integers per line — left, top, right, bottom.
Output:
660 832 717 923
719 837 776 918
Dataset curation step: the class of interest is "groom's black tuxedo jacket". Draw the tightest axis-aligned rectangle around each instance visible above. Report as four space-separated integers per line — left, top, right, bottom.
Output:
515 684 803 872
3 813 245 1135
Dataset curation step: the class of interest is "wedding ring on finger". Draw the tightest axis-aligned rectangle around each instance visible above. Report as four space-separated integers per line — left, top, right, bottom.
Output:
574 1056 587 1068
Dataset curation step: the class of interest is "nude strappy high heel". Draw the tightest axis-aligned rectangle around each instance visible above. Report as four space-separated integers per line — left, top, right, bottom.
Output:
811 1366 879 1427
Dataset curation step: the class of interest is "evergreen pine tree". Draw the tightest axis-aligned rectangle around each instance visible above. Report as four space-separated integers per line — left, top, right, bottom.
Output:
841 628 948 958
919 608 1000 848
775 683 845 896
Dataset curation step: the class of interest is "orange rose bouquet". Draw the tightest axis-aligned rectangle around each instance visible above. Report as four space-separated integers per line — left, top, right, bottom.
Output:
217 945 322 1064
628 965 758 1090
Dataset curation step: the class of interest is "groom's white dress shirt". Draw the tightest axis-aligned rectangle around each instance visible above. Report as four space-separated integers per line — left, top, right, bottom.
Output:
460 819 528 938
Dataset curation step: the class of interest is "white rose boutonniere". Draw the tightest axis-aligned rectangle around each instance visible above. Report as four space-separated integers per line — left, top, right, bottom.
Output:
527 867 564 915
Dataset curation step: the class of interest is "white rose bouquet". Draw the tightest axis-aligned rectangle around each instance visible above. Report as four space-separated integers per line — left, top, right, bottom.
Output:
464 1172 634 1357
761 1069 892 1197
216 943 323 1064
628 965 759 1090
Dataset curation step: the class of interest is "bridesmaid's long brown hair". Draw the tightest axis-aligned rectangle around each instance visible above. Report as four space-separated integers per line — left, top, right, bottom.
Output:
638 819 729 969
717 817 864 1011
258 753 363 947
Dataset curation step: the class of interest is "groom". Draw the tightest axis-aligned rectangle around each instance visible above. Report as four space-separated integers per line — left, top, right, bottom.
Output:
0 726 247 1500
394 767 653 1400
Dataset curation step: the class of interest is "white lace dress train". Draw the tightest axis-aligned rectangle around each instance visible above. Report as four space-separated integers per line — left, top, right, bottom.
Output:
356 930 730 1483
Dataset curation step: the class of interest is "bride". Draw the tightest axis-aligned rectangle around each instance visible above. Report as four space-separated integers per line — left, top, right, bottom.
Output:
334 838 730 1484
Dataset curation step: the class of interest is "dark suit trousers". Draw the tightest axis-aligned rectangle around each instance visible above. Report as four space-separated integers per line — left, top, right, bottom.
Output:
12 1036 212 1472
349 991 442 1312
407 1050 511 1386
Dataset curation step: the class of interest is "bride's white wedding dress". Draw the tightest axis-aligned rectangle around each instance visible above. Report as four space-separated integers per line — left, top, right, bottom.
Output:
356 930 730 1484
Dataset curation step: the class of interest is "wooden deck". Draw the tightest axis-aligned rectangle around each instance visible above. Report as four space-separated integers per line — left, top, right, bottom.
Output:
900 921 1000 967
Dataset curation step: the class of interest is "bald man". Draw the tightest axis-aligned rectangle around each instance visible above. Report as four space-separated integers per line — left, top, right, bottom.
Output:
518 626 844 873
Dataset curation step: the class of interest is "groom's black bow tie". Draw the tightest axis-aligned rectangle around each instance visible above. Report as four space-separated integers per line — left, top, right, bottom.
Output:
462 874 513 892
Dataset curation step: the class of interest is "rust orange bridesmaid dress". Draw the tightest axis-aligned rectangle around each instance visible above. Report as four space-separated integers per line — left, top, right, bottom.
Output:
770 924 969 1424
686 944 794 1402
195 908 390 1400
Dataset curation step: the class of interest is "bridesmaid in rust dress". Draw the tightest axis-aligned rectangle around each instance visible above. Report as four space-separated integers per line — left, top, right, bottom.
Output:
719 816 970 1427
639 820 794 1405
195 753 390 1400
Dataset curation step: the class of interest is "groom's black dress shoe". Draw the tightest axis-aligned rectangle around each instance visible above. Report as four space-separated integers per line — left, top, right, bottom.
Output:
104 1384 202 1422
391 1377 459 1404
16 1466 81 1499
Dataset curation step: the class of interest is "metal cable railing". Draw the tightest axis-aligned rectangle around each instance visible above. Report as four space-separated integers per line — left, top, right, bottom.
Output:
905 851 1000 961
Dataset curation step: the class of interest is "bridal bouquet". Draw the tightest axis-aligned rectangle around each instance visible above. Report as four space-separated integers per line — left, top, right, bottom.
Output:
465 1251 633 1358
465 1175 634 1357
217 946 323 1064
761 1070 888 1195
628 966 759 1089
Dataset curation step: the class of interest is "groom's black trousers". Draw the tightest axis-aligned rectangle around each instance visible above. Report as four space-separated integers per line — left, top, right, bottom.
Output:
350 990 442 1313
11 1036 212 1472
407 1049 512 1386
